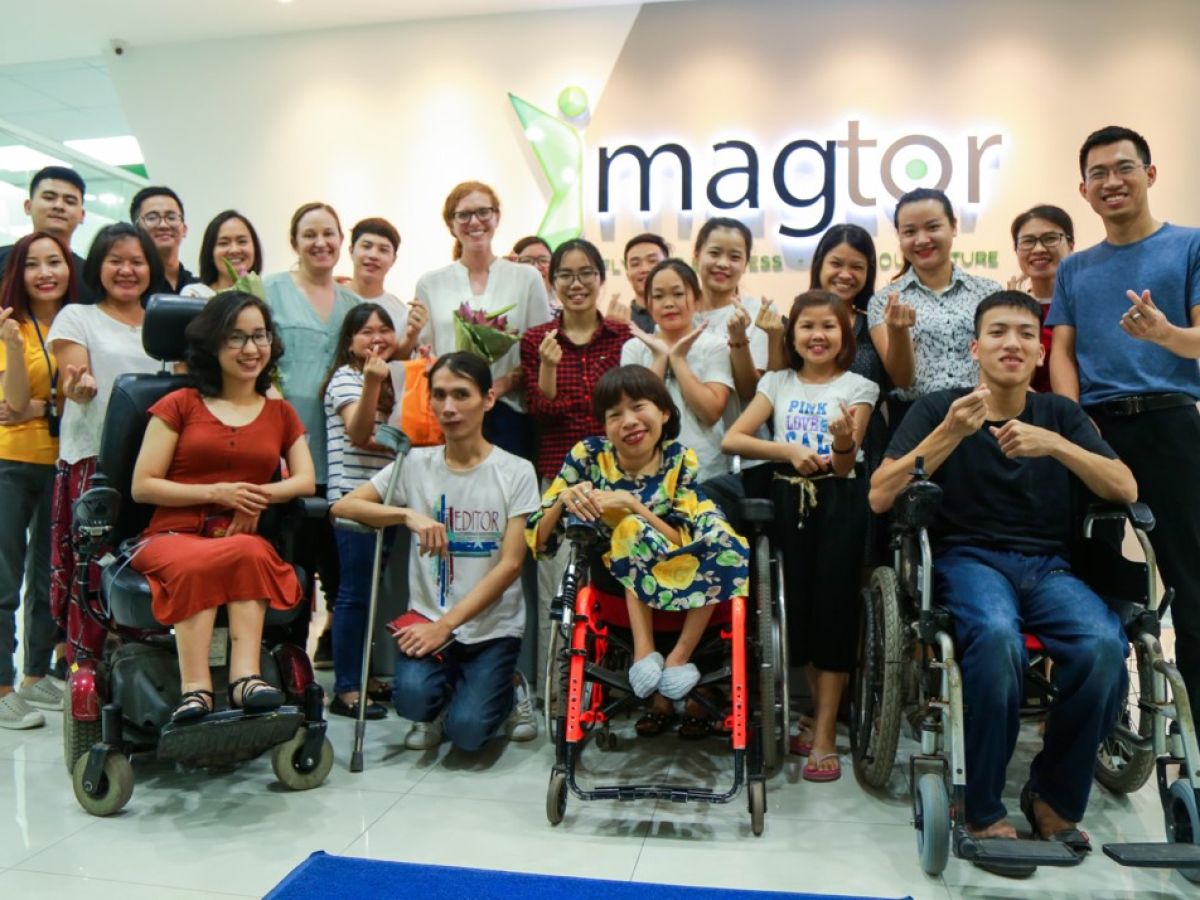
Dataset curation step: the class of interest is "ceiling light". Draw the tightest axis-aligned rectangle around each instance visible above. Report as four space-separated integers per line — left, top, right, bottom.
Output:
0 146 69 172
64 136 144 167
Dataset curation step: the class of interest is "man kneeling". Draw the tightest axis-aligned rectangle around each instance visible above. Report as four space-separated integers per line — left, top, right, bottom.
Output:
331 352 540 751
869 291 1136 865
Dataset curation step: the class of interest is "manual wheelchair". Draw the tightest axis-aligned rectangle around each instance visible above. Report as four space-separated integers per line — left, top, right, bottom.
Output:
543 498 788 836
63 295 333 816
850 458 1200 878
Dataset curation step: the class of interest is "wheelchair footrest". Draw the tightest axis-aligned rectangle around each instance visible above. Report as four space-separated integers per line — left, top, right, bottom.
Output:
158 707 304 767
1102 842 1200 868
961 836 1081 867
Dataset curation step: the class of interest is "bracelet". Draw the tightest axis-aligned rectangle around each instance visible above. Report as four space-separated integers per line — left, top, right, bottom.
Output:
831 442 856 455
728 340 749 349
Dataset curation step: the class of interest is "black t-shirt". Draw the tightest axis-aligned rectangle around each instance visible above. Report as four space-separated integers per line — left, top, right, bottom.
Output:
150 263 198 298
884 388 1119 557
0 243 98 303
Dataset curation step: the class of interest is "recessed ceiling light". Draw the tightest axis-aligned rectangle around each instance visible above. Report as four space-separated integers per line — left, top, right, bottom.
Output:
64 136 144 167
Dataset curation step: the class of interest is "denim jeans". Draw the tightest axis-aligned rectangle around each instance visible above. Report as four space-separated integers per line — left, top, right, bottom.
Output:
0 459 57 686
332 526 391 696
935 545 1127 827
393 635 520 752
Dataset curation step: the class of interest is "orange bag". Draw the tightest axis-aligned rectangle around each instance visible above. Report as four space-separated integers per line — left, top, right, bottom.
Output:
391 359 443 447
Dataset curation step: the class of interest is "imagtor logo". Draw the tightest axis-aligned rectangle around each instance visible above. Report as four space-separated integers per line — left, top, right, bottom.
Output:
508 88 589 247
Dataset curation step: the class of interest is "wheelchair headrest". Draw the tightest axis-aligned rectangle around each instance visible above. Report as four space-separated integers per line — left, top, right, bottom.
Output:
143 294 207 363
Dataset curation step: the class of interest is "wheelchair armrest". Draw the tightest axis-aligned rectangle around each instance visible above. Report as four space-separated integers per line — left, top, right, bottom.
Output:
72 476 121 549
332 517 376 536
1083 501 1155 534
284 497 330 520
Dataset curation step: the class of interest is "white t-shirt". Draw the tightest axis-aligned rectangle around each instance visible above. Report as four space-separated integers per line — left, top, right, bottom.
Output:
324 365 394 501
369 445 539 645
620 332 734 482
46 304 159 464
180 283 215 299
696 296 772 470
415 258 552 412
756 369 879 464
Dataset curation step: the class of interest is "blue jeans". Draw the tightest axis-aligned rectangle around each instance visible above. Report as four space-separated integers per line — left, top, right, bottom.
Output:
332 526 391 696
393 635 520 752
935 545 1127 827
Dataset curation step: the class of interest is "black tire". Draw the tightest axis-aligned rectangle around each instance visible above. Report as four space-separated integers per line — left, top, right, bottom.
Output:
1166 778 1200 884
748 779 766 837
271 729 334 791
754 534 780 773
546 769 568 825
62 705 103 776
915 773 950 875
851 567 904 790
72 752 134 817
1094 640 1156 794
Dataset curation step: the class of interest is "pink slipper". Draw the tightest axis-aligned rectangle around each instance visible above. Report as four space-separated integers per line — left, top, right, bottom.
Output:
789 734 813 756
802 752 842 783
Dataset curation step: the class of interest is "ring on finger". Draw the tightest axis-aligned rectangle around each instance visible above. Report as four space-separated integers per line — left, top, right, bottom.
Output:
1130 312 1143 321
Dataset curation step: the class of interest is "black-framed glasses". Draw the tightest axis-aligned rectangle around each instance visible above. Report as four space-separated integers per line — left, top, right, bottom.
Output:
554 269 600 286
1084 161 1147 183
139 211 183 226
1016 232 1068 251
225 330 273 350
517 255 551 267
451 206 496 224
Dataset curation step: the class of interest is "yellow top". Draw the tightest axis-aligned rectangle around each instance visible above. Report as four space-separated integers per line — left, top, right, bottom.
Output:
0 317 57 465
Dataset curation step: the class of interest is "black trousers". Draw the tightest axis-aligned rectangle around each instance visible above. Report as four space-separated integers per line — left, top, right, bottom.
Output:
1090 404 1200 725
771 467 869 673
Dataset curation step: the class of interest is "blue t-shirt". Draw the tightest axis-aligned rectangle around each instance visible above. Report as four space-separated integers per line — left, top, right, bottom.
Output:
1047 223 1200 405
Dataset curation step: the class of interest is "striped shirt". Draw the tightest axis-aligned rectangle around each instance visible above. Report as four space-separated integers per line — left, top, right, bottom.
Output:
324 365 395 500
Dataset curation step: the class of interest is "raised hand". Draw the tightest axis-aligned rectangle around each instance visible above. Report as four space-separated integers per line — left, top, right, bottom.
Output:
210 482 272 515
362 347 390 384
827 400 855 443
989 419 1061 459
727 301 751 342
406 299 429 339
0 308 23 350
943 385 990 439
668 320 709 361
1120 289 1171 344
629 322 669 359
883 292 917 330
539 329 563 367
754 298 784 336
1006 274 1029 292
62 364 97 404
606 294 632 324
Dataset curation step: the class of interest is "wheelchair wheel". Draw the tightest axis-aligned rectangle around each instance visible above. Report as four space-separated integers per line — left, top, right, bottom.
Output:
271 728 334 791
850 567 904 790
915 773 950 875
753 535 788 773
62 705 103 776
543 624 561 739
748 779 766 837
546 769 568 825
1095 640 1156 794
72 751 134 817
1166 778 1200 884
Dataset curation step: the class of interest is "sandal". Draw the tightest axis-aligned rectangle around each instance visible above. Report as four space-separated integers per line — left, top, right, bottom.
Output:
170 689 214 724
1019 782 1091 856
802 751 842 783
678 714 714 740
228 675 284 712
635 710 677 737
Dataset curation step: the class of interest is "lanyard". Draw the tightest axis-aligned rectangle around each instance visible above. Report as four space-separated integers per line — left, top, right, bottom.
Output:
29 316 58 409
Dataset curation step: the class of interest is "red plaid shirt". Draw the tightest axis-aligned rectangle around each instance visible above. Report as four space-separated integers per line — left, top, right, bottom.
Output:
521 315 631 479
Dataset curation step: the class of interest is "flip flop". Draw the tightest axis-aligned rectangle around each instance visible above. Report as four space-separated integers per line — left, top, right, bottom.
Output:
802 751 841 782
1020 782 1091 856
789 733 813 756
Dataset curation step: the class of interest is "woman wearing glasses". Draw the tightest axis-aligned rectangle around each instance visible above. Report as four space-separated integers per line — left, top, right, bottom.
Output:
415 181 552 459
130 292 315 722
510 236 555 308
1009 205 1074 392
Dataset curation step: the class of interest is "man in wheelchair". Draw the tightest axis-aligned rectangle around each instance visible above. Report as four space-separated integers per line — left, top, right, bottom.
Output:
869 291 1136 858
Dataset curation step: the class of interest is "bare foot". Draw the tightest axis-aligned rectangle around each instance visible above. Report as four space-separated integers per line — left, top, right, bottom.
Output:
968 819 1018 840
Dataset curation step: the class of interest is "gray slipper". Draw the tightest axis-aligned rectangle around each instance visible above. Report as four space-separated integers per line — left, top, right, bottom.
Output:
628 652 664 698
659 663 701 700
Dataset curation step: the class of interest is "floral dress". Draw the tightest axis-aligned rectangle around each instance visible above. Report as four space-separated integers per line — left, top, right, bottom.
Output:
527 437 749 609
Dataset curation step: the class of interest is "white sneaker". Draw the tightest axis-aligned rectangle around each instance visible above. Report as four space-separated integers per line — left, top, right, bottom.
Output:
18 677 64 711
0 692 45 729
505 673 538 742
405 716 444 750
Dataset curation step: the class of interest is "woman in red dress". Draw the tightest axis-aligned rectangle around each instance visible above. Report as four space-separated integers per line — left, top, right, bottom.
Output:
130 292 316 723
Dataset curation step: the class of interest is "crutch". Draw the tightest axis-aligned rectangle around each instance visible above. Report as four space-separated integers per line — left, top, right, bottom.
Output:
334 424 412 773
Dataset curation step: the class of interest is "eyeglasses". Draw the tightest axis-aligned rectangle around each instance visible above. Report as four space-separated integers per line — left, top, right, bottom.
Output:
140 211 183 227
225 330 273 350
1084 161 1147 183
451 207 496 224
554 269 600 286
517 255 551 267
1016 232 1069 252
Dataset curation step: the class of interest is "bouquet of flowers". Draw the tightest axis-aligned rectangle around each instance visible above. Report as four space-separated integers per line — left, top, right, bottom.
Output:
222 258 267 301
452 302 520 363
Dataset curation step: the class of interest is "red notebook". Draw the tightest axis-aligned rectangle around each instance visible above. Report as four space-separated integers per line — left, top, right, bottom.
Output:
386 610 456 656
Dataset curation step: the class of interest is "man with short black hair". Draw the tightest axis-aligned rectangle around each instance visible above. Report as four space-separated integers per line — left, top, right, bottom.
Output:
130 185 197 294
1049 125 1200 727
614 232 668 332
872 291 1134 868
0 166 91 300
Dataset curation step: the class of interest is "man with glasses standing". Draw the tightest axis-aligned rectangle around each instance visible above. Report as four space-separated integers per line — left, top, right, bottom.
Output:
130 185 198 295
1049 125 1200 725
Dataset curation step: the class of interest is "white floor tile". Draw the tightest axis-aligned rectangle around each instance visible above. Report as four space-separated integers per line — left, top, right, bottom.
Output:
0 867 253 899
0 753 97 869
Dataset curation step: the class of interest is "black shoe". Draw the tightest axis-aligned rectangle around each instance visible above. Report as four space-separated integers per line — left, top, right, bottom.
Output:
329 695 387 720
313 630 333 670
170 689 215 724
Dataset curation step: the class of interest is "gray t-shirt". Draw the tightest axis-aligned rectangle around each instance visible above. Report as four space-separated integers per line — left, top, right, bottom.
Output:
369 445 539 644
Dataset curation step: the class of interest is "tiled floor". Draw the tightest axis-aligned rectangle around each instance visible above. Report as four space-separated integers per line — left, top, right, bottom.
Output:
1 669 1196 900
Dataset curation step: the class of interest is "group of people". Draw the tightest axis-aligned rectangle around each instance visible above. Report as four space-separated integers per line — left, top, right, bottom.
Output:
1 123 1198 870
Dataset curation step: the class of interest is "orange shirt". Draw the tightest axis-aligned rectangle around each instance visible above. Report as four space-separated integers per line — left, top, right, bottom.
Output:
0 318 56 465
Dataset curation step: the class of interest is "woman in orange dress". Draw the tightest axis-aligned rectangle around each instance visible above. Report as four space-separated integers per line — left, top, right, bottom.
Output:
130 291 316 723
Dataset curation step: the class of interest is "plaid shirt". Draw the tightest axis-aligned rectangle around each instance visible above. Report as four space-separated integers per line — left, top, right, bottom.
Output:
520 315 630 479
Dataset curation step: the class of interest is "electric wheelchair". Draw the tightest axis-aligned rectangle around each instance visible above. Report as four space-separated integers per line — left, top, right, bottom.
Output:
850 458 1200 878
543 498 788 836
62 295 333 816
